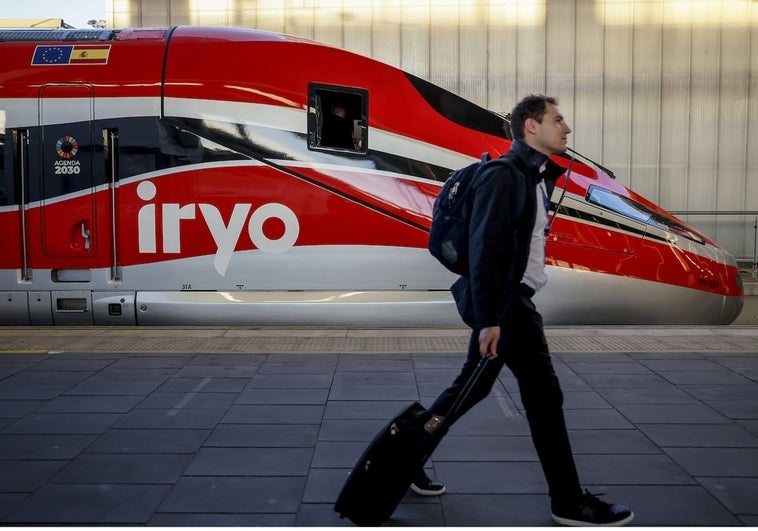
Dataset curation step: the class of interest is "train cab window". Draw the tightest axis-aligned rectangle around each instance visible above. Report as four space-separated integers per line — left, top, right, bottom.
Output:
587 186 705 244
308 84 367 154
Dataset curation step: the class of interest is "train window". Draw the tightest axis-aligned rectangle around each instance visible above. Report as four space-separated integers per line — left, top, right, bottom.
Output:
308 84 367 154
587 186 705 244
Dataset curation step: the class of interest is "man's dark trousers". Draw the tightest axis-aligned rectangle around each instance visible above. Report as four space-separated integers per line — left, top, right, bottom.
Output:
428 289 583 506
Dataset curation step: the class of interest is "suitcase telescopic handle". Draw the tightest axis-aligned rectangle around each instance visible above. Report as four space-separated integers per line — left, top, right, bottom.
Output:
425 356 490 433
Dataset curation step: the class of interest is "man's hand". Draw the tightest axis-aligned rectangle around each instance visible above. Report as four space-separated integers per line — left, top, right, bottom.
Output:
478 326 500 359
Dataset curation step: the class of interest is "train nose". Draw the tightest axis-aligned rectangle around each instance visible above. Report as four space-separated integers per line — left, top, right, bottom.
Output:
721 290 744 324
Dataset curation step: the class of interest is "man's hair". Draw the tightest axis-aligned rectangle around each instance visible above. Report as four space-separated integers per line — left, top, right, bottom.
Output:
509 94 558 140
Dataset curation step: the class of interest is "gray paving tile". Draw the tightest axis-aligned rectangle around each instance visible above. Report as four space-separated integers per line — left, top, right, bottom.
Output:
108 355 190 369
235 387 328 405
94 367 177 381
51 453 192 484
311 440 367 467
607 484 741 526
318 418 386 442
568 429 660 454
172 365 260 378
184 447 313 476
24 358 115 371
639 358 728 371
157 376 248 393
137 391 237 410
2 484 171 524
189 353 267 366
256 361 336 375
740 419 758 437
450 413 532 436
440 493 551 526
699 477 758 515
562 390 613 409
0 493 26 520
65 378 161 396
86 428 210 453
0 400 44 418
707 399 758 419
304 467 349 503
556 352 634 362
658 369 753 385
638 423 758 447
205 423 319 447
329 371 418 401
0 371 96 399
114 408 225 429
36 395 143 413
563 408 634 429
0 371 91 387
221 404 324 424
0 434 95 459
597 386 698 405
4 413 121 434
665 447 758 476
0 460 67 492
579 372 675 388
385 500 445 526
410 353 464 369
434 435 537 462
296 503 354 527
434 461 547 493
337 357 413 372
574 454 695 485
323 400 411 420
158 476 304 513
150 512 295 526
565 361 654 375
613 403 730 424
681 384 758 401
246 373 333 388
265 353 338 364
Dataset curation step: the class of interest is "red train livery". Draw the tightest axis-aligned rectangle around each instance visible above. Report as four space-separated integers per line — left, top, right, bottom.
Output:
0 25 743 325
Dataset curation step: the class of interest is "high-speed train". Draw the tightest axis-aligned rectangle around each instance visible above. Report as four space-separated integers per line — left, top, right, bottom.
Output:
0 25 744 326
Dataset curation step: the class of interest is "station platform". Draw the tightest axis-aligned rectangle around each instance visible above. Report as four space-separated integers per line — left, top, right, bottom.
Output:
1 325 757 526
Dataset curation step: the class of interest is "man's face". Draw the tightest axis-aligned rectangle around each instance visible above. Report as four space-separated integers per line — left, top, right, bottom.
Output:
528 103 571 156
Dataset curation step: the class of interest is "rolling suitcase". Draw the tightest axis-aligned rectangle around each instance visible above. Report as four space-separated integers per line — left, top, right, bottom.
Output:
333 356 489 526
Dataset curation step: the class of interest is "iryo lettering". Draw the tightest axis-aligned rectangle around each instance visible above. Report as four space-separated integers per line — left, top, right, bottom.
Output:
136 180 300 275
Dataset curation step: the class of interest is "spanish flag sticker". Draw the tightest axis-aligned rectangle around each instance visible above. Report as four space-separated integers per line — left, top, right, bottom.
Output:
70 45 111 64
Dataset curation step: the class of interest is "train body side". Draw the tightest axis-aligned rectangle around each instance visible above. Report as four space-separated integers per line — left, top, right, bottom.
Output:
0 26 744 326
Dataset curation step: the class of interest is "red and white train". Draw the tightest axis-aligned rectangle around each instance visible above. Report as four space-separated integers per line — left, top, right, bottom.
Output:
0 25 744 326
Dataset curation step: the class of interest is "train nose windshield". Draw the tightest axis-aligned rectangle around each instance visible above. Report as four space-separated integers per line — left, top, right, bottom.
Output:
586 186 705 244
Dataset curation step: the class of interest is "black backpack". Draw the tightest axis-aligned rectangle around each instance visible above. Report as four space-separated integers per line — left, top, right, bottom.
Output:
428 153 514 276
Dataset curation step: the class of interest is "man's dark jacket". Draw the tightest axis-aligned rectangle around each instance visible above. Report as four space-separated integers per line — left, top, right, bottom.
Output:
451 139 565 330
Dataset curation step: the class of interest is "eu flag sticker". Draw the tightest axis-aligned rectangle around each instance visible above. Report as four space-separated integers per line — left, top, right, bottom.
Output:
32 45 74 65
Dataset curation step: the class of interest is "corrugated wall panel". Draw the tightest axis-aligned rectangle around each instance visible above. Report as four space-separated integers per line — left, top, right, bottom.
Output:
659 25 691 212
573 0 604 161
545 0 576 133
630 20 662 201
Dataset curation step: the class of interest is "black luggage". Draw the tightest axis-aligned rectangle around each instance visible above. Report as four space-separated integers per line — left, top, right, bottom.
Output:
333 357 489 526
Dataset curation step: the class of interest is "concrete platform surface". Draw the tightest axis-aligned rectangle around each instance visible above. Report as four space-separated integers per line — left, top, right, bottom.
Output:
0 325 757 526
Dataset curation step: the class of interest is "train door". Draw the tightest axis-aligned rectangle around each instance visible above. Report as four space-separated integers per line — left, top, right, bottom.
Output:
39 84 96 261
36 84 98 324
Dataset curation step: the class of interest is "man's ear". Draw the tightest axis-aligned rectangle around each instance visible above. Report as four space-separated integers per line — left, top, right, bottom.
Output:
524 117 539 135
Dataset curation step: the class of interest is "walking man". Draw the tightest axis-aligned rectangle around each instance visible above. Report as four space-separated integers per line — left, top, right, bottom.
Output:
412 94 634 526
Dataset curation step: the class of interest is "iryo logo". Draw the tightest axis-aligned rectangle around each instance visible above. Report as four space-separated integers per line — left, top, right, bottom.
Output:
136 180 300 275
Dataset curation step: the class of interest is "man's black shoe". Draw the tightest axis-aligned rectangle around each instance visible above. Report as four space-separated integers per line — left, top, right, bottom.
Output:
552 490 634 526
410 470 446 496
